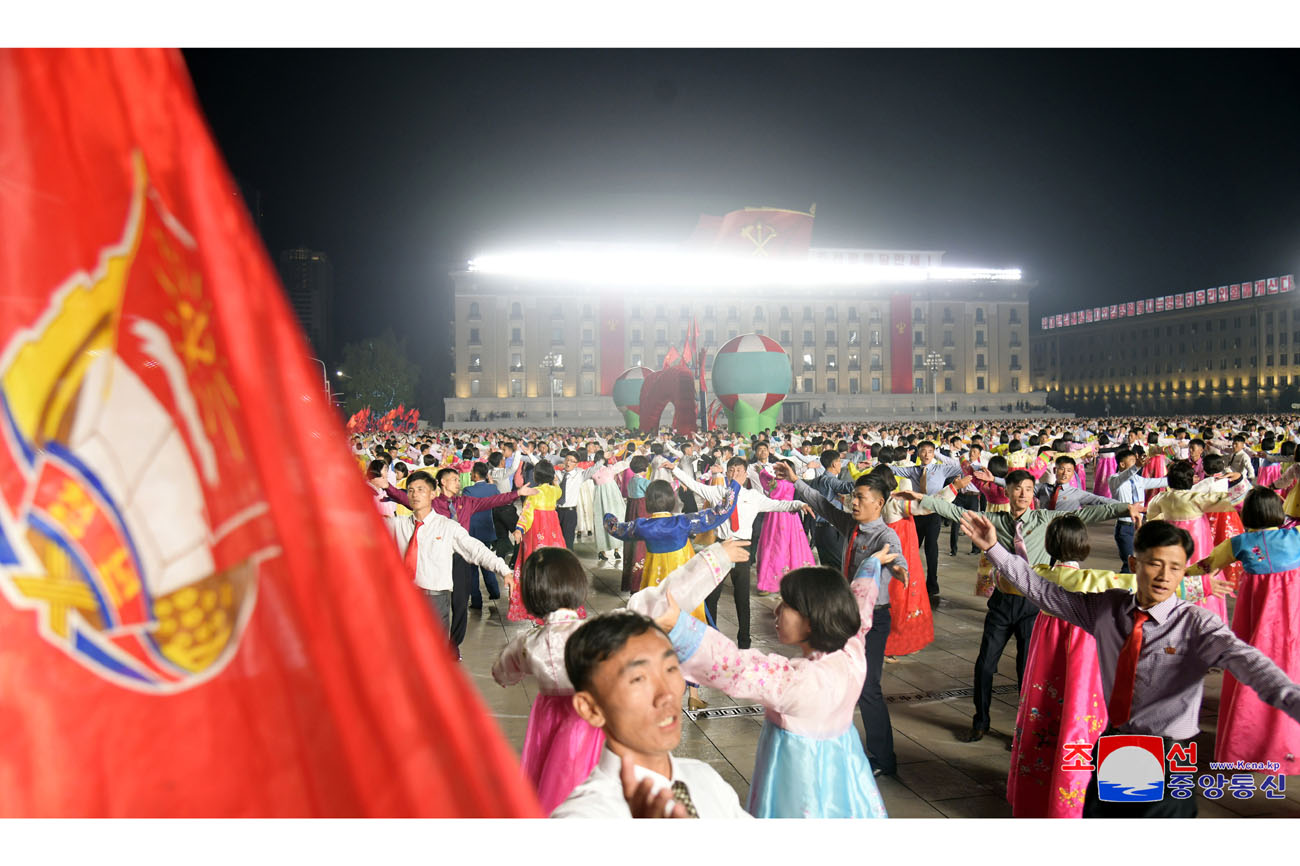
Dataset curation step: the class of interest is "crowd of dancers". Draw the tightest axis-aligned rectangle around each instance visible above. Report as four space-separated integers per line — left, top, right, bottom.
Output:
356 416 1300 819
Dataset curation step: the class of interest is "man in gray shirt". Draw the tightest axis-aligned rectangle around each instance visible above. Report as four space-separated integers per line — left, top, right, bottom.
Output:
964 512 1300 818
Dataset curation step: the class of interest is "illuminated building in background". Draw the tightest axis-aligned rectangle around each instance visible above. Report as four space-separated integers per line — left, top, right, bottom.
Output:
277 248 334 360
1030 276 1297 414
445 244 1041 426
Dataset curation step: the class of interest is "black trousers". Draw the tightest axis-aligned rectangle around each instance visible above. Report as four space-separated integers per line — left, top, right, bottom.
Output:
678 488 698 513
705 560 752 649
812 520 845 573
450 554 475 647
912 513 943 596
949 492 981 553
557 506 577 549
1115 521 1135 572
1083 735 1198 818
971 589 1038 730
856 608 895 774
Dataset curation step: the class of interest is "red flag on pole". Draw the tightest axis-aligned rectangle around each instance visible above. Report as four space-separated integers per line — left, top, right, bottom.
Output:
0 48 540 817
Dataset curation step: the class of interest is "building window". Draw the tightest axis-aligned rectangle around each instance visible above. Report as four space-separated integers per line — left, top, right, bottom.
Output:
510 302 522 318
913 307 924 323
753 305 764 319
582 378 594 396
469 328 481 344
870 330 881 346
631 353 642 366
656 353 666 367
943 330 954 346
944 376 953 391
511 327 522 344
552 326 564 343
976 375 985 391
510 378 522 397
469 354 482 371
803 377 814 393
1011 376 1020 390
470 378 480 396
780 306 790 319
706 329 715 343
848 306 859 321
943 354 953 370
510 353 522 371
825 306 837 322
975 330 986 347
827 378 837 393
914 330 924 346
1011 353 1021 370
914 353 924 368
551 378 563 396
1009 309 1021 324
469 302 480 318
871 376 882 392
826 329 836 345
780 329 791 343
631 328 642 343
975 308 985 324
656 328 666 343
915 377 924 391
827 354 837 370
582 328 593 343
728 306 738 319
582 352 594 371
850 378 860 394
803 305 813 319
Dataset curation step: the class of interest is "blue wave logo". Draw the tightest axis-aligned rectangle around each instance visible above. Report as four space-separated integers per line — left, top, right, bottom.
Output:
1097 737 1166 803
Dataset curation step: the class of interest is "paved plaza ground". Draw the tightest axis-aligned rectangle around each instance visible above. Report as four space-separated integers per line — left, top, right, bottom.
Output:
461 521 1300 818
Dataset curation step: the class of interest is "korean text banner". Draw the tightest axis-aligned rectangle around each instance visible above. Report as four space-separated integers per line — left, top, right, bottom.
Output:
0 48 541 818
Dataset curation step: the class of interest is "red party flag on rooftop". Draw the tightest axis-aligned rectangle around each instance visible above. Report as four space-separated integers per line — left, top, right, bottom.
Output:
0 48 540 818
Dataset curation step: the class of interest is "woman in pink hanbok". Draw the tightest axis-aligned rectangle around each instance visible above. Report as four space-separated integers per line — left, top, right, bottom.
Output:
1193 487 1300 776
1146 460 1238 622
755 459 816 593
1091 434 1120 498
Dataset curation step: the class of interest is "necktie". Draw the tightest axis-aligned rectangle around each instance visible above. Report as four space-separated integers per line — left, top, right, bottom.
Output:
670 780 699 818
404 519 424 579
1049 484 1061 509
1108 608 1150 727
449 500 458 522
729 499 740 533
843 525 859 579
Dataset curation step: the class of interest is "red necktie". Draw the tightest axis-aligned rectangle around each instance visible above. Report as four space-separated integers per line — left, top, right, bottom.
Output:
843 525 859 579
1049 484 1061 509
404 519 424 579
1108 609 1150 726
730 497 740 533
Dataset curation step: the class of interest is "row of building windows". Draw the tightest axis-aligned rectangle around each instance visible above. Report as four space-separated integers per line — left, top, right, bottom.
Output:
464 371 1016 398
467 300 1019 325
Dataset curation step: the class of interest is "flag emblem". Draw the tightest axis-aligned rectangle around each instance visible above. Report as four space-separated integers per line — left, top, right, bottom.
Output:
0 154 276 693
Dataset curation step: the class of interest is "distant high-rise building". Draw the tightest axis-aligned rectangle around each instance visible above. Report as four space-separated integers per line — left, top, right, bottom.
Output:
277 248 334 359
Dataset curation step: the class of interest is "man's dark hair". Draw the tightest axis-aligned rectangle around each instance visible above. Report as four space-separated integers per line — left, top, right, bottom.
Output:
1241 486 1286 530
866 465 897 493
1133 520 1194 559
532 459 556 487
645 479 677 513
779 566 862 653
1045 515 1091 563
520 547 588 618
422 454 437 466
488 451 503 468
1189 438 1205 451
435 467 458 485
1232 434 1248 445
726 455 748 472
1054 455 1076 470
1166 460 1195 491
1202 453 1226 476
1114 448 1135 464
407 470 436 490
471 461 490 481
917 440 936 452
1004 469 1035 490
565 611 668 694
820 450 840 470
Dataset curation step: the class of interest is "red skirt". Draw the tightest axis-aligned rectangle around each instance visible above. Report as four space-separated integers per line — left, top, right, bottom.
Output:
620 497 649 594
509 510 587 623
885 515 933 656
1205 509 1246 590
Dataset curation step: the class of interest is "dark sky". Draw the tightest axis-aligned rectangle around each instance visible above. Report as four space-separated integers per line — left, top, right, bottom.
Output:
182 49 1300 412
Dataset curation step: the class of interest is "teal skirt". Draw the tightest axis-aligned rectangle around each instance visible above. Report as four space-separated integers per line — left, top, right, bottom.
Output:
747 719 888 818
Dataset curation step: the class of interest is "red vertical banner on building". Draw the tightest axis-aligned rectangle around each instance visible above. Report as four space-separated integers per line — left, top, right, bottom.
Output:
599 297 625 394
0 49 541 818
889 294 913 393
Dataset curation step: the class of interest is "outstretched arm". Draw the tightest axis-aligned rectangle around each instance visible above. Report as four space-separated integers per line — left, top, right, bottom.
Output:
603 512 639 541
682 481 740 534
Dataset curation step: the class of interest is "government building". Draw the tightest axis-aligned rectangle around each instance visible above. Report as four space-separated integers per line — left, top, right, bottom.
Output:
1030 276 1297 415
445 246 1045 427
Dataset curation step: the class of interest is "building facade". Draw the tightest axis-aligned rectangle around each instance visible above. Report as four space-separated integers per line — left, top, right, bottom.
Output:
277 248 334 361
1031 288 1300 415
445 247 1042 426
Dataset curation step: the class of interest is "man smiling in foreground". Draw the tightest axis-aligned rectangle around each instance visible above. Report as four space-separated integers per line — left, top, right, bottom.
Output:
550 612 750 818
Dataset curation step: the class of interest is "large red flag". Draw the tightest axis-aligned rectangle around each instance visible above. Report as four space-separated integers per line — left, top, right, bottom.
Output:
889 294 914 394
0 49 540 817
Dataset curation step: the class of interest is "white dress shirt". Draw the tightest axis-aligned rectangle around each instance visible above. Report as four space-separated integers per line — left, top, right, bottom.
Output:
673 468 803 539
551 747 751 819
388 511 509 592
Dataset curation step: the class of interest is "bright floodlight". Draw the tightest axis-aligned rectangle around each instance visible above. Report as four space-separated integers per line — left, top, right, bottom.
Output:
467 245 1021 288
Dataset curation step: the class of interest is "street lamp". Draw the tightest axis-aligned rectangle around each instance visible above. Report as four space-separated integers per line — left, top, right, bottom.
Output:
541 352 561 427
924 351 944 423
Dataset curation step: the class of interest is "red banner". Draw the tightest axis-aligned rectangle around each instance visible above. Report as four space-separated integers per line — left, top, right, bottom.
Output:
890 294 913 393
0 49 540 817
599 298 625 395
710 207 814 257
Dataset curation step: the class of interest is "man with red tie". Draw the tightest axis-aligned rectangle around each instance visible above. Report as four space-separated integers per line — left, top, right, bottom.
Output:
388 471 514 645
962 513 1300 818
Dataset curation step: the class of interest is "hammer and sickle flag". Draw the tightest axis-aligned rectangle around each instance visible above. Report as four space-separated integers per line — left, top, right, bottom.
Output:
0 49 540 817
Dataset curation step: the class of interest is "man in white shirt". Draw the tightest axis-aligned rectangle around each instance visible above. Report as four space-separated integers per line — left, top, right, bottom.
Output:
673 456 810 649
550 611 751 819
388 471 513 640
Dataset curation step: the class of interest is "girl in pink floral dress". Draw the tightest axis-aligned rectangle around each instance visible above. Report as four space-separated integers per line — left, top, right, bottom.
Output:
755 460 815 594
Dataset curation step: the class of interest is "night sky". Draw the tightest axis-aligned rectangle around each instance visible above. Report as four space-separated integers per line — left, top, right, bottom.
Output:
182 49 1300 415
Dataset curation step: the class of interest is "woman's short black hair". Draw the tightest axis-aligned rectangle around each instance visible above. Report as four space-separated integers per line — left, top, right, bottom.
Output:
778 566 862 653
1045 515 1091 563
628 455 649 474
532 459 556 487
520 546 588 618
1201 453 1225 475
987 455 1009 478
1241 485 1286 530
1166 460 1195 490
1133 520 1194 559
564 611 667 693
645 479 677 513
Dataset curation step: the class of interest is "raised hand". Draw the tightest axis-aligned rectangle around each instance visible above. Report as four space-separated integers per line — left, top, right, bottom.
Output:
958 511 998 552
719 538 751 562
869 543 898 567
653 589 681 632
620 755 690 819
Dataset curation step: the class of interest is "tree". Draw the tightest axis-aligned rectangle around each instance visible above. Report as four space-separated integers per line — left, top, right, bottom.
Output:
338 329 420 416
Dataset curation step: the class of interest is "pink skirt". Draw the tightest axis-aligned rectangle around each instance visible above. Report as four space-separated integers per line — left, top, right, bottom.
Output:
510 511 586 623
522 693 606 814
1008 615 1108 818
1258 462 1283 489
1166 515 1225 622
756 509 815 592
1092 454 1117 497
